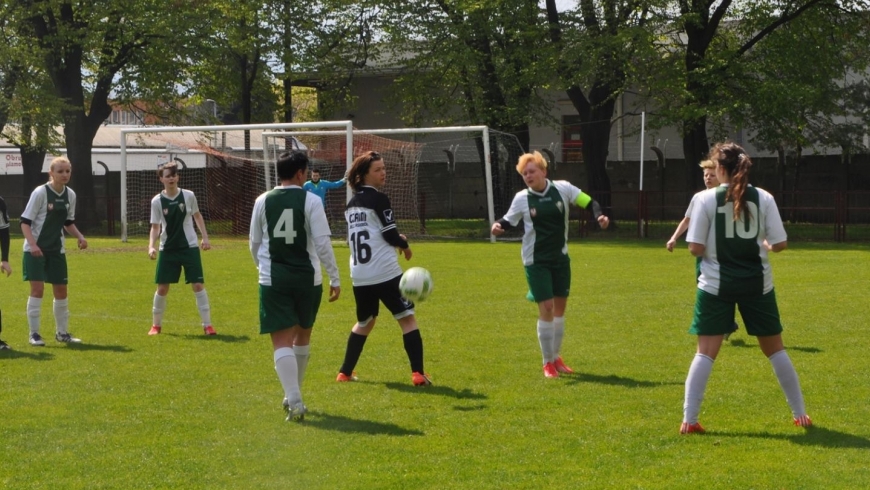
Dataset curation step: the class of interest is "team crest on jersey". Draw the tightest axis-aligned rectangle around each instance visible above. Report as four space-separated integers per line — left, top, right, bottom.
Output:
530 207 537 218
556 201 564 212
179 203 185 213
384 209 393 222
48 203 54 211
163 208 169 215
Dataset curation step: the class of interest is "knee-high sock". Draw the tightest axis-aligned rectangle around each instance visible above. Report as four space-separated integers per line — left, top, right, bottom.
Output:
53 298 70 335
152 293 167 326
27 297 42 334
339 331 368 375
293 345 310 385
537 319 555 364
553 316 565 357
769 350 807 417
194 289 211 326
274 347 301 405
402 329 425 373
0 309 3 335
683 353 715 424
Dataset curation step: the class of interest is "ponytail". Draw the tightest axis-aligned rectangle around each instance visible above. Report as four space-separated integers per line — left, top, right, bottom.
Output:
709 142 753 221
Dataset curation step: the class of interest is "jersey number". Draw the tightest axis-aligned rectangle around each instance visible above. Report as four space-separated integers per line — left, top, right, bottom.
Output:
717 202 759 238
350 231 371 265
273 209 298 244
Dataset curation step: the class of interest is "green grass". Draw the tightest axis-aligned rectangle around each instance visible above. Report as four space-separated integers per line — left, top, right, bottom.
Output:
1 238 869 489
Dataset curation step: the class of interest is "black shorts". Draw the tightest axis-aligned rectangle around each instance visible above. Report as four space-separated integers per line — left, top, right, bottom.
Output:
352 274 414 324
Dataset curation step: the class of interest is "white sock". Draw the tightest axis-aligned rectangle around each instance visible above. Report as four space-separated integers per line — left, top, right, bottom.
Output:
194 289 211 326
53 298 70 335
769 350 807 417
294 345 311 386
537 319 555 364
152 293 167 326
274 347 301 406
683 353 714 424
27 297 42 335
553 316 565 358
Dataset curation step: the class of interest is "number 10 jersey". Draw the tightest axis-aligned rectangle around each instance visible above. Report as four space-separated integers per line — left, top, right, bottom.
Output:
345 186 404 287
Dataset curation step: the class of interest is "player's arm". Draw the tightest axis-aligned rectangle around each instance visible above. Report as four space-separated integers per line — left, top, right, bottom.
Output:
574 191 609 229
192 212 210 251
249 198 264 266
492 193 525 236
667 217 690 252
20 188 43 257
762 192 787 253
376 194 410 255
307 198 341 300
322 179 346 190
63 222 88 250
0 225 10 277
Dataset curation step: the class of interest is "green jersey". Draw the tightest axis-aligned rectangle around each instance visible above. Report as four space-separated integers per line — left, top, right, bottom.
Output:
150 189 201 251
21 184 75 253
687 185 787 296
501 180 582 266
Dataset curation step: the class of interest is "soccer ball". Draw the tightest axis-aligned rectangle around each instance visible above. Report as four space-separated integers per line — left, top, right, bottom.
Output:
399 267 433 303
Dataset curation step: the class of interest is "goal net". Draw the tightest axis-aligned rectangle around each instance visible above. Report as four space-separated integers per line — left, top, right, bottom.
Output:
119 121 353 241
263 126 526 241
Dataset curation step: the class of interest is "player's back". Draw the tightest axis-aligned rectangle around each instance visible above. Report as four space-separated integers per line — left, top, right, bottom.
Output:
345 187 403 286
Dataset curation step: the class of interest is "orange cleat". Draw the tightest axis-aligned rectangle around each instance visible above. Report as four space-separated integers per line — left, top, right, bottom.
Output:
336 372 358 382
203 325 217 336
554 357 574 374
412 372 432 386
543 362 559 378
148 326 162 335
680 422 705 434
794 415 813 427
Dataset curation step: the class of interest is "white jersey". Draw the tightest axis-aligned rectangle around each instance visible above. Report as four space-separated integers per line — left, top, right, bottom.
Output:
501 180 582 266
150 188 200 250
21 184 77 254
345 186 405 286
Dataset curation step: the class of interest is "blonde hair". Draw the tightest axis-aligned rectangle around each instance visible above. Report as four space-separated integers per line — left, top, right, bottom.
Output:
699 159 715 170
515 151 547 174
48 156 71 184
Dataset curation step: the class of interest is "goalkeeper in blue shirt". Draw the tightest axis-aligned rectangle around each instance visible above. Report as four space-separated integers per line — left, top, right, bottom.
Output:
303 169 346 206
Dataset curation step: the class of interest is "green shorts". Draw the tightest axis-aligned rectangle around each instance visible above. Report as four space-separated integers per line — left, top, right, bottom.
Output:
23 251 68 284
259 283 323 334
690 288 783 337
525 260 571 302
155 248 204 284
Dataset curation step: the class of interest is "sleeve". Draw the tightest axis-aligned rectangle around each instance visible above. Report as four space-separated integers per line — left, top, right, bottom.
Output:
500 191 527 227
374 193 408 249
249 195 265 266
0 197 9 229
302 182 313 192
150 195 163 225
305 194 332 238
21 187 44 222
686 192 712 245
65 188 77 223
322 179 345 190
0 197 8 261
554 181 582 206
762 191 787 245
684 194 697 218
186 190 200 215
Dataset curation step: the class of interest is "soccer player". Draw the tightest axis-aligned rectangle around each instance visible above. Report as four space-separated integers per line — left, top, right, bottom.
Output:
147 162 215 336
491 151 609 378
336 150 431 387
0 195 12 349
680 141 811 434
20 157 88 346
303 168 346 219
667 160 740 341
250 151 341 422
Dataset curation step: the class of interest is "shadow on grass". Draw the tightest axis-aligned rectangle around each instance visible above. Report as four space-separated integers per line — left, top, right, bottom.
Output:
60 343 133 353
725 339 822 354
167 333 251 343
716 425 870 449
304 411 424 436
383 382 487 400
454 404 487 412
0 350 55 361
565 372 681 388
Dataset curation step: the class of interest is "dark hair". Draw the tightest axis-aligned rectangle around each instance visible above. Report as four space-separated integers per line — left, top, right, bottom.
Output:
158 161 179 178
311 168 321 175
709 142 753 221
347 151 382 191
276 151 309 180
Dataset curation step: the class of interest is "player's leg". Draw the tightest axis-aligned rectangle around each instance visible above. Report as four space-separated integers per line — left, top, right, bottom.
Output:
382 275 428 385
184 248 213 335
46 254 78 343
337 284 379 381
740 290 810 426
260 284 305 421
292 284 322 386
551 262 573 373
0 309 9 349
152 250 182 334
527 265 558 377
150 284 170 335
23 252 47 346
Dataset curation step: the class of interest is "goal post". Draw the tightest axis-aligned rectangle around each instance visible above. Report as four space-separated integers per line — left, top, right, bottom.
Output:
262 126 501 242
119 121 353 242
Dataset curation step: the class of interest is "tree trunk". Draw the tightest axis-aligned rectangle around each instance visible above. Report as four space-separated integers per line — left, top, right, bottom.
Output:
63 117 100 231
20 146 47 193
682 117 710 191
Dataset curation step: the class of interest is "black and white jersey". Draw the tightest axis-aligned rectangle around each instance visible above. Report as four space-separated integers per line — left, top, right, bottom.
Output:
345 186 405 286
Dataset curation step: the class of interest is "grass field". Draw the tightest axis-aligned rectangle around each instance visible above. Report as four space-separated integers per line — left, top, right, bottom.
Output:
1 238 869 489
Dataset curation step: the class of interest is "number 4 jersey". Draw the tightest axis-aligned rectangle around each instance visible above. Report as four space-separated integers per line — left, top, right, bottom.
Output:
345 186 405 287
687 185 787 297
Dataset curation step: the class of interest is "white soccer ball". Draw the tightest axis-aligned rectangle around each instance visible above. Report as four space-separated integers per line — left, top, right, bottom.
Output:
399 267 434 303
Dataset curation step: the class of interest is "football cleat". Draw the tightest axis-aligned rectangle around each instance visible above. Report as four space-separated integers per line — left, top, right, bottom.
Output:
794 415 813 427
412 372 432 386
724 321 739 341
148 326 162 335
554 357 574 374
286 402 307 422
203 325 217 336
29 333 46 346
0 339 10 350
680 422 705 434
336 372 358 382
55 333 82 343
543 362 559 378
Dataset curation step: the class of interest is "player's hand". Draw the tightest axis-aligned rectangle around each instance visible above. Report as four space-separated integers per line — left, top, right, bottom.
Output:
490 222 504 236
597 215 610 230
329 286 340 302
200 238 211 251
1 261 11 277
30 244 43 258
401 247 412 260
148 247 157 260
666 238 676 252
78 237 88 250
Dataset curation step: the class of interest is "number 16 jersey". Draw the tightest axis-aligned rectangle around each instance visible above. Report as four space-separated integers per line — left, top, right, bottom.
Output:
345 186 404 286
